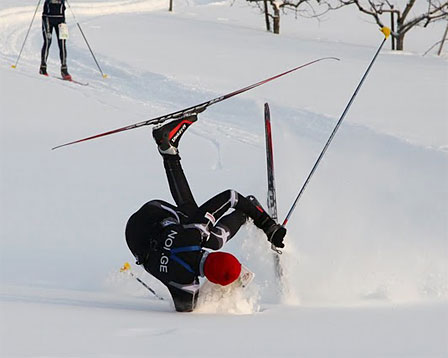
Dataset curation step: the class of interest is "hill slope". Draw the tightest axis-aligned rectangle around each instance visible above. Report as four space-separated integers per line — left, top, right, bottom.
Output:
0 0 447 356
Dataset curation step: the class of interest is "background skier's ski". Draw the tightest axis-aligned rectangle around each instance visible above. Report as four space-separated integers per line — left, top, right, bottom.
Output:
56 76 89 86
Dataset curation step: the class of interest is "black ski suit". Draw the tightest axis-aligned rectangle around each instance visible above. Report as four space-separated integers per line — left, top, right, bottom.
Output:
125 154 273 312
41 0 67 69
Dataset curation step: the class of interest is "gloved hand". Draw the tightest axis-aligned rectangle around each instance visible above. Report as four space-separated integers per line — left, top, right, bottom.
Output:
245 194 286 248
265 224 286 248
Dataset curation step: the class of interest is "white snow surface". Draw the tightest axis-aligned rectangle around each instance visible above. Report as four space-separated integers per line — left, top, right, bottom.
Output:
0 0 447 357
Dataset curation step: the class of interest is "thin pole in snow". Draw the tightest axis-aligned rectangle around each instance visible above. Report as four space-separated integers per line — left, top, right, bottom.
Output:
282 28 391 226
65 0 108 78
11 0 42 69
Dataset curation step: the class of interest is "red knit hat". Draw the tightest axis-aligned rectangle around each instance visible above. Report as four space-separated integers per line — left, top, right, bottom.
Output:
204 252 241 286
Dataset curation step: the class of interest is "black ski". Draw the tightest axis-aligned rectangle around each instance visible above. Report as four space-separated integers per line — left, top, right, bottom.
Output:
53 57 339 150
264 103 283 280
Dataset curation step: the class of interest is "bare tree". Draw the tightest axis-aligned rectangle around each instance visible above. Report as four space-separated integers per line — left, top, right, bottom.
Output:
247 0 328 34
327 1 448 50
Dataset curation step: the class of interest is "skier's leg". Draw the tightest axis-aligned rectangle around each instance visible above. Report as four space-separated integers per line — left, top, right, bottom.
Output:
152 114 199 215
191 190 286 248
54 21 69 76
55 25 67 70
40 17 51 73
189 190 263 225
162 154 198 215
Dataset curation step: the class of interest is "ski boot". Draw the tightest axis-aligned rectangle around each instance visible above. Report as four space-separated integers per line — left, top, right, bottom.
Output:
247 195 286 248
152 114 198 155
61 66 72 81
39 65 48 76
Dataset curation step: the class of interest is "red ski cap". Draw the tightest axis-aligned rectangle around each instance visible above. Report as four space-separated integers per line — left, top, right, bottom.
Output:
204 252 241 286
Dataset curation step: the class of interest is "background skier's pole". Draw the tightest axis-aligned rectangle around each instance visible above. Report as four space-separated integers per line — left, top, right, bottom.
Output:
120 262 164 300
65 0 108 78
282 27 391 226
11 0 42 69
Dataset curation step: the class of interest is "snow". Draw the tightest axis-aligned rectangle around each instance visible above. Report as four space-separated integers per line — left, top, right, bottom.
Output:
2 285 447 357
0 0 447 356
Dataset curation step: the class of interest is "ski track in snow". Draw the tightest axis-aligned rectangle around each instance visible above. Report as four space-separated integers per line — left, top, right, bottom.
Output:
2 0 445 154
0 0 268 154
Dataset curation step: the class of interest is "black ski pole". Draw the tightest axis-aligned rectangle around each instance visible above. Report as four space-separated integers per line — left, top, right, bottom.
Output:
282 27 391 226
11 0 42 69
65 0 108 78
120 262 164 300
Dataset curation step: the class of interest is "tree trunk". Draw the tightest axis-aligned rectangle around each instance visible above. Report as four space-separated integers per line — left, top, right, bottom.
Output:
263 0 271 32
272 5 280 34
396 15 404 51
396 33 405 50
390 10 396 50
169 0 173 12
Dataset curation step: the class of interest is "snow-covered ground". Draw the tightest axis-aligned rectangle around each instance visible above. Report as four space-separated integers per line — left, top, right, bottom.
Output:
0 0 447 356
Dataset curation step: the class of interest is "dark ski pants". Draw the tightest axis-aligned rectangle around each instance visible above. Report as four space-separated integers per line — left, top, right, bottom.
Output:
41 16 67 68
163 154 268 249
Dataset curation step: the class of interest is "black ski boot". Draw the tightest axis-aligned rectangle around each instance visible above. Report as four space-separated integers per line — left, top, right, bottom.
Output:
39 65 48 76
61 66 72 81
152 114 198 155
247 195 286 248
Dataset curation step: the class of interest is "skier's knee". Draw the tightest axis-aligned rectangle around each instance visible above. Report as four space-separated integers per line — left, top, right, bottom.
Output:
220 189 240 208
204 224 231 250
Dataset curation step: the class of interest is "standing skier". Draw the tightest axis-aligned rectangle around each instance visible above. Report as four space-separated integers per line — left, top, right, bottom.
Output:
40 0 71 80
125 114 286 312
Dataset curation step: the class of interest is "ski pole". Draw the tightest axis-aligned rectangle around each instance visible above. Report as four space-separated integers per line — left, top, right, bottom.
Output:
65 0 108 78
120 262 164 300
11 0 42 69
282 27 391 226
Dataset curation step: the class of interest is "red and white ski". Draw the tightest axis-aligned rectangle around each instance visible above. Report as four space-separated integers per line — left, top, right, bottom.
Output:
52 57 338 150
264 103 284 279
58 76 89 86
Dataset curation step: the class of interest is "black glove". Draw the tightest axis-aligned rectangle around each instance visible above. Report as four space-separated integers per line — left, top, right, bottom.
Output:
265 224 286 248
